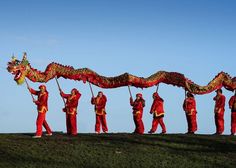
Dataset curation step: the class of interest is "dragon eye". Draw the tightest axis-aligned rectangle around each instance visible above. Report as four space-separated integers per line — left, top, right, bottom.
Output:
15 61 20 65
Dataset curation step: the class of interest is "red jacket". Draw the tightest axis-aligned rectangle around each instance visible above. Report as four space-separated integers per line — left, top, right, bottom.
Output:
61 91 81 114
229 95 236 112
130 98 145 115
213 94 226 114
91 95 107 115
183 97 197 115
30 88 48 113
150 97 164 117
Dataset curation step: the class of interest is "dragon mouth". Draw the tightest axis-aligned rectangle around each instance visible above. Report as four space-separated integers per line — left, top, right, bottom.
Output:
14 70 22 80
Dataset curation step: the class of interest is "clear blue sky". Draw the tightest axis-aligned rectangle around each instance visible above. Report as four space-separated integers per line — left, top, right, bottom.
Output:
0 0 235 134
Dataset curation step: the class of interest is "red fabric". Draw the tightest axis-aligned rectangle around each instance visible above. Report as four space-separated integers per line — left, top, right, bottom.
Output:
183 97 197 133
60 91 80 135
213 94 225 134
183 97 197 115
228 96 236 135
214 113 224 134
133 114 144 134
95 114 108 133
130 98 145 115
150 117 166 133
60 91 81 114
91 95 107 115
91 94 108 133
213 94 226 113
231 112 236 135
185 113 197 133
35 112 52 136
229 96 236 112
130 98 145 134
30 88 48 113
66 113 77 135
150 96 164 117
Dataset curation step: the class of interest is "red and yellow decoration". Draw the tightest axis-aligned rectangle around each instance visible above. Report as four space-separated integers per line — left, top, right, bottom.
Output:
7 53 236 94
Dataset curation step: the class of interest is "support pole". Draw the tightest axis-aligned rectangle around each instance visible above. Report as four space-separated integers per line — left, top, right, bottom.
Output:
89 82 95 98
155 84 159 93
25 79 35 102
55 76 66 106
128 85 133 99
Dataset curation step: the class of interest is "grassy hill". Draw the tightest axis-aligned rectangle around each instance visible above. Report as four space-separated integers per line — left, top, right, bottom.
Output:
0 133 235 168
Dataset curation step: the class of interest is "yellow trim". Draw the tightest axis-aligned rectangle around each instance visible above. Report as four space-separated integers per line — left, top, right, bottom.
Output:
38 106 47 113
133 111 141 116
186 109 195 115
67 108 77 115
154 112 164 117
96 108 106 115
214 108 221 114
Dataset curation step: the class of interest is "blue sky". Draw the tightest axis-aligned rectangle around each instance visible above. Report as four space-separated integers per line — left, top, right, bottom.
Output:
0 0 236 134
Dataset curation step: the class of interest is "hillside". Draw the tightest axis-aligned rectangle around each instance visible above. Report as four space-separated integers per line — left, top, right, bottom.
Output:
0 133 235 168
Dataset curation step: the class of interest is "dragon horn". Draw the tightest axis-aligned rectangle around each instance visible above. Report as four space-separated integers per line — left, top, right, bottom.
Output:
22 52 27 60
11 53 16 61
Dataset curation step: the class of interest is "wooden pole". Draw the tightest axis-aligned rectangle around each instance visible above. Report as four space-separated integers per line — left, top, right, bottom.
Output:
89 82 95 98
128 85 133 99
155 84 159 93
25 79 35 102
55 77 66 106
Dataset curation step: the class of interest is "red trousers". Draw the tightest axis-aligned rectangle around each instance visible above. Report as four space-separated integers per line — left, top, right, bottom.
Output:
150 117 166 133
215 113 224 134
186 114 197 133
36 112 52 136
95 114 108 133
231 112 236 135
66 114 77 135
133 114 144 134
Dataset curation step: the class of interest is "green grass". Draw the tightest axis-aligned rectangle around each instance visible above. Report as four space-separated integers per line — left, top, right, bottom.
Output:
0 133 235 168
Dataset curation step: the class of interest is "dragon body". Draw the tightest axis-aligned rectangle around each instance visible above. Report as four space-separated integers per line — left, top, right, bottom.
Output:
7 54 236 94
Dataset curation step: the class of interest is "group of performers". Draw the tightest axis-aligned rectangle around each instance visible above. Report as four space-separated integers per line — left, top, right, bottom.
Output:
27 85 236 138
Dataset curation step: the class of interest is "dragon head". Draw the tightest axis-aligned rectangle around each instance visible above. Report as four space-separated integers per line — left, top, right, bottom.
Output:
7 52 30 85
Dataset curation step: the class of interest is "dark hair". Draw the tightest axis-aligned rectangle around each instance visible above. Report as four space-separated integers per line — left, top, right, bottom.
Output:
217 89 223 93
187 92 194 98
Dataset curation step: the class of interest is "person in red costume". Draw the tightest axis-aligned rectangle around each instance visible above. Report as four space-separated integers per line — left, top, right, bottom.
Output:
183 92 197 134
148 92 166 134
28 85 52 138
213 89 226 135
130 93 145 134
228 91 236 135
91 91 108 134
60 88 81 136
